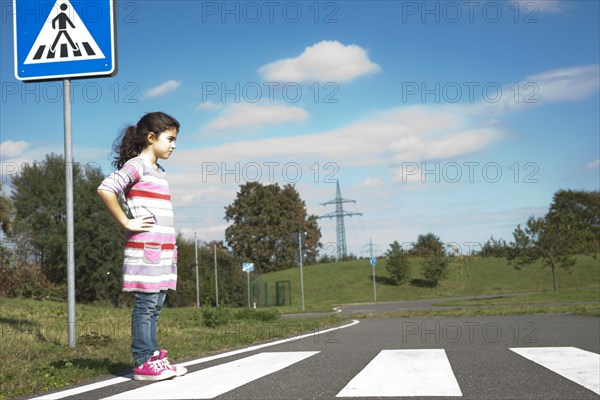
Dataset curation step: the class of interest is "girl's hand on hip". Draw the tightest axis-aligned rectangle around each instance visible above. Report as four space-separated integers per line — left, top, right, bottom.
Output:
124 215 155 232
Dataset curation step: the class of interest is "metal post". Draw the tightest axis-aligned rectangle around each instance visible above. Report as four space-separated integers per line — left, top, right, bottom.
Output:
194 233 200 308
63 79 76 348
298 232 305 311
372 262 377 302
247 271 251 308
213 244 219 307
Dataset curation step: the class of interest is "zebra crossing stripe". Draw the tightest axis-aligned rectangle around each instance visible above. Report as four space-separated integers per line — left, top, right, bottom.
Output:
510 347 600 395
336 349 462 397
31 41 96 61
103 352 319 400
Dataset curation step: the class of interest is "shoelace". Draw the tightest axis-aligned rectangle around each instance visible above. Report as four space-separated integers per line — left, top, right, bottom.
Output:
149 359 168 372
159 357 175 370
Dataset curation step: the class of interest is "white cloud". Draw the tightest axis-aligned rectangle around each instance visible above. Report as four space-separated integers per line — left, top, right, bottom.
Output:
196 101 223 112
0 141 108 185
0 140 29 158
363 178 382 187
587 159 600 170
203 102 310 131
143 80 182 99
258 40 381 83
525 64 600 102
173 104 503 189
466 64 600 116
512 0 568 14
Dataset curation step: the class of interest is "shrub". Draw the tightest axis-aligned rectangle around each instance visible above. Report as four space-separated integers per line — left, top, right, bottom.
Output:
234 308 280 322
201 307 233 328
421 251 449 287
385 241 411 285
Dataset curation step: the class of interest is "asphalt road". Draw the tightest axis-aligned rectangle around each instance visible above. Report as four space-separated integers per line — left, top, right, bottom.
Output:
23 313 600 400
282 294 536 318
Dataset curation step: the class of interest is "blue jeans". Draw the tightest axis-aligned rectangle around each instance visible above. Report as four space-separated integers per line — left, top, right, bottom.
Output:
131 291 166 367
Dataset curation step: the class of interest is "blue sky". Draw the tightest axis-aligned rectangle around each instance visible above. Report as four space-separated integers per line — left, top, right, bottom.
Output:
1 0 599 258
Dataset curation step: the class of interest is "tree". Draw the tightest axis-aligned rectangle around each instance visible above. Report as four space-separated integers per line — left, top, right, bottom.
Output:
1 182 13 268
411 232 445 257
421 250 449 286
0 182 12 236
508 190 598 291
412 233 448 286
224 182 321 273
548 189 599 253
385 241 410 285
10 154 124 304
479 235 509 258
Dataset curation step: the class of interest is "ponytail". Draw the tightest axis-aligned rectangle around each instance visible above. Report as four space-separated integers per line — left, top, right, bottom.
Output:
112 126 143 170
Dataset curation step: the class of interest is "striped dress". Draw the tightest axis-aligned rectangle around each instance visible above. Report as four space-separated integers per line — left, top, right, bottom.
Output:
98 157 177 293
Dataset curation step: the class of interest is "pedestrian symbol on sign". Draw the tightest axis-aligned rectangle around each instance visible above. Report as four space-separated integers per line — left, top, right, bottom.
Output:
50 4 78 54
24 0 104 64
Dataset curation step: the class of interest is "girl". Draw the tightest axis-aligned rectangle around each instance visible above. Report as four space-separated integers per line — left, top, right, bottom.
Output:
97 112 187 381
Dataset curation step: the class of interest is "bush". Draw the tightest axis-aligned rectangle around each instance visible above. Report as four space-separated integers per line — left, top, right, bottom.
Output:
385 241 411 285
0 263 63 300
421 251 449 287
201 307 233 328
234 308 280 322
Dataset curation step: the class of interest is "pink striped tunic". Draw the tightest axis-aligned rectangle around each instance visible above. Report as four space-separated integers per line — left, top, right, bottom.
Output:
98 157 177 293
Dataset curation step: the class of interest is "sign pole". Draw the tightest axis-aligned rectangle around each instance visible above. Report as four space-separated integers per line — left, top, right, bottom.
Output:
63 78 76 348
298 233 305 312
372 263 376 302
213 244 219 307
370 258 377 303
247 271 251 308
194 233 200 308
242 262 255 307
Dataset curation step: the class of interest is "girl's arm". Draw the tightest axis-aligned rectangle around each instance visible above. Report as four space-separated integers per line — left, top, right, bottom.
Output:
97 189 154 232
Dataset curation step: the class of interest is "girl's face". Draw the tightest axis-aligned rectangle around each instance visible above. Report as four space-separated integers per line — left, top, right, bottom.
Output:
148 128 178 160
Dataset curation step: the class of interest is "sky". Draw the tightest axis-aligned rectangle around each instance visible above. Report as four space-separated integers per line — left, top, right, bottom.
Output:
1 0 599 260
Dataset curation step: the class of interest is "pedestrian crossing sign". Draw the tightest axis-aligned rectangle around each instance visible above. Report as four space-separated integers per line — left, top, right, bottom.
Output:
13 0 117 81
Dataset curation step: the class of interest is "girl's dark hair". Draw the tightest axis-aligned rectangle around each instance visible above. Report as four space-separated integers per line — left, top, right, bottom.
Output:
112 112 180 169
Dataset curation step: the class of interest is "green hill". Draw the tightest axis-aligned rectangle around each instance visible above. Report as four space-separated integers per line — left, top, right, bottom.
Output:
251 255 600 313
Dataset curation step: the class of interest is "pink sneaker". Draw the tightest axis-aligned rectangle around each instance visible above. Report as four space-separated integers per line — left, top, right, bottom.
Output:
133 354 176 381
159 349 188 377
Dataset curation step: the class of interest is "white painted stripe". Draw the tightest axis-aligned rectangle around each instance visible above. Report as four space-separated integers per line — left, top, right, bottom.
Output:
29 320 360 400
31 377 131 400
336 349 463 397
102 352 319 399
510 347 600 395
176 319 360 368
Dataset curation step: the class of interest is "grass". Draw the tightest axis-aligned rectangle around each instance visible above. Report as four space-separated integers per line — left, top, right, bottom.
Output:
253 254 600 313
352 303 600 319
1 254 598 399
0 298 344 399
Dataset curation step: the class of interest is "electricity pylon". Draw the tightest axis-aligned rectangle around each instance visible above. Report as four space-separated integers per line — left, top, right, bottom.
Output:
319 181 362 260
362 238 381 259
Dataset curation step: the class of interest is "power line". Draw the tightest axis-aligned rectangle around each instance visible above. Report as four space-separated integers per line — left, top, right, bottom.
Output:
318 181 362 260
